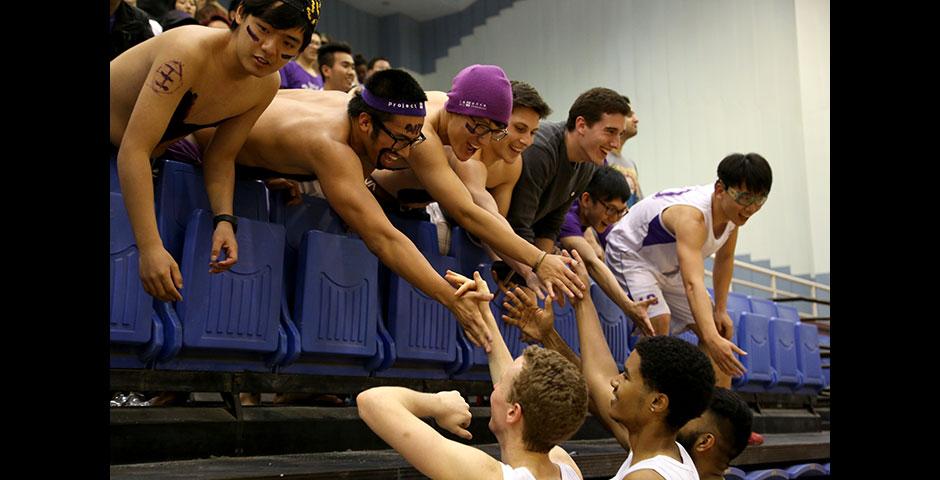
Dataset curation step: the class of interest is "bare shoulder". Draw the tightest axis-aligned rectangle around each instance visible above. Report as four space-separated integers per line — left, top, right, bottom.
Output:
661 204 705 227
623 469 667 480
488 157 522 187
549 446 583 479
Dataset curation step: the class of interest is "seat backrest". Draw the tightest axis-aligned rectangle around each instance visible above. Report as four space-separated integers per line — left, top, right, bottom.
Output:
110 193 153 345
748 296 778 318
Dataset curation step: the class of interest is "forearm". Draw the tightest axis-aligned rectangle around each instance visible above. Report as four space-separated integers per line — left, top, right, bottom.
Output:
358 386 438 419
449 203 541 268
587 259 640 321
362 228 456 306
541 329 581 369
684 278 721 341
482 303 513 380
534 237 555 253
202 151 235 216
711 254 734 312
117 149 162 249
574 296 620 383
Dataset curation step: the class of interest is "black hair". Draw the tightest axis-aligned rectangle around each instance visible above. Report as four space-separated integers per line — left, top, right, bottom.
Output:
347 69 427 133
717 153 773 196
368 56 390 70
317 42 353 75
635 336 715 431
565 87 632 131
708 387 753 460
240 0 317 51
510 80 551 119
586 166 631 203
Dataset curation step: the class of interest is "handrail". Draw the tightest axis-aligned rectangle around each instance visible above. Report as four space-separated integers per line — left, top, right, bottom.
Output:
704 257 830 317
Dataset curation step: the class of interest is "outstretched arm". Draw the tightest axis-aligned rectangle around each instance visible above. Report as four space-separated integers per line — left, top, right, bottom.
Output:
560 234 654 335
664 206 746 378
357 387 501 480
567 250 633 449
409 138 584 301
315 143 493 350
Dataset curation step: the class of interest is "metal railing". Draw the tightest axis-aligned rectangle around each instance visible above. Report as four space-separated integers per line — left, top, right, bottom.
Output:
705 259 830 318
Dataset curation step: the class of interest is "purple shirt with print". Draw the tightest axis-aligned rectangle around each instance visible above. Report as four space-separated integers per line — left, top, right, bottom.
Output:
279 62 323 90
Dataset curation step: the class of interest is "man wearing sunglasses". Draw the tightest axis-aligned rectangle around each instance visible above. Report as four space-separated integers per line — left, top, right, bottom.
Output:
370 65 586 301
191 69 497 350
604 153 773 389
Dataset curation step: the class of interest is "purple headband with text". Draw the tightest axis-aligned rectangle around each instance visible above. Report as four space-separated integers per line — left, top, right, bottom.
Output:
361 87 426 117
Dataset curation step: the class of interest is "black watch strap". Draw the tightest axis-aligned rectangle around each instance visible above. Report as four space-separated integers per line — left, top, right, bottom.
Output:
213 214 238 234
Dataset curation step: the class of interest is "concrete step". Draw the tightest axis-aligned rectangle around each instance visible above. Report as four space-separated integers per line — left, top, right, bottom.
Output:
109 432 831 480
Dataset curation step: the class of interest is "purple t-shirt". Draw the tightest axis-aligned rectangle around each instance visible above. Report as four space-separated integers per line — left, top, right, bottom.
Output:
558 202 609 250
279 62 323 90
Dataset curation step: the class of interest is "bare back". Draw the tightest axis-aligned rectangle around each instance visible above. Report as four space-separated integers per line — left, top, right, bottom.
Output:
194 89 354 177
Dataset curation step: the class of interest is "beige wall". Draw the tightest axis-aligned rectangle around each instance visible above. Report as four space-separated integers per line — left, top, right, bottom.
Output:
420 0 829 275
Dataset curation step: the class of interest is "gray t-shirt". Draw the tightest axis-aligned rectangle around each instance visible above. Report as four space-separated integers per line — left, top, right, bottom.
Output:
507 121 598 243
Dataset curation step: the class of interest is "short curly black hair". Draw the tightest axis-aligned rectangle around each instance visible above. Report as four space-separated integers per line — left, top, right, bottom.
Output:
709 387 753 460
634 336 715 431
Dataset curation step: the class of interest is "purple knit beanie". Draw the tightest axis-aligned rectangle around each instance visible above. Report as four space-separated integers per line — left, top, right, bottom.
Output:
445 65 512 126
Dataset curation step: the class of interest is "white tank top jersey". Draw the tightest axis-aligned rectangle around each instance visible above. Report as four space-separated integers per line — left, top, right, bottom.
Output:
500 460 581 480
605 184 735 278
610 442 700 480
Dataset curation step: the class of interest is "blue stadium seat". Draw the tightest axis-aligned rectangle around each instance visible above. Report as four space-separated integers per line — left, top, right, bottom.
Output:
732 312 776 392
774 304 801 322
154 160 270 259
110 192 164 368
553 297 580 356
786 463 828 478
377 219 468 378
450 226 492 278
726 291 751 315
823 463 830 475
748 296 778 318
795 322 826 394
676 329 700 346
591 283 632 369
724 467 746 480
767 318 800 393
744 469 788 480
272 193 348 310
109 155 121 193
156 210 288 372
280 229 391 375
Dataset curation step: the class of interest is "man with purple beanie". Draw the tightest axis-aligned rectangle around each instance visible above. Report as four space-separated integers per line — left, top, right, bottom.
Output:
370 65 586 301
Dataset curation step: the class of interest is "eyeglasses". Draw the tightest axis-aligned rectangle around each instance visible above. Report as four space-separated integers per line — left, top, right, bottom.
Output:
376 120 426 153
598 198 628 218
465 121 508 142
724 184 768 208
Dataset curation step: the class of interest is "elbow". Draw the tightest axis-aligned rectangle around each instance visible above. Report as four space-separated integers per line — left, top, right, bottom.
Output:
356 390 375 418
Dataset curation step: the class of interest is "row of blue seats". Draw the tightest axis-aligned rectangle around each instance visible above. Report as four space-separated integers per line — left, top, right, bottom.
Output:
721 291 827 394
725 462 830 479
110 159 529 377
110 159 825 394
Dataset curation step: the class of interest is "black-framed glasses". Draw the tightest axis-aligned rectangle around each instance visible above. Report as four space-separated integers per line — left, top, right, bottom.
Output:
465 121 508 142
723 183 768 208
598 198 628 218
376 120 426 153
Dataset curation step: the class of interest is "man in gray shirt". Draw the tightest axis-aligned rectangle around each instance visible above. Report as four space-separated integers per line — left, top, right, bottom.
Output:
505 88 633 294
